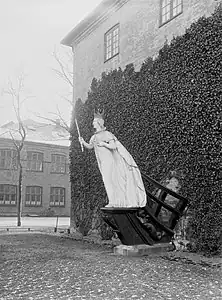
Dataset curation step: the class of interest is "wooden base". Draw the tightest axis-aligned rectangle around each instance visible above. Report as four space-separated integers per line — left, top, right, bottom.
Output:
114 243 175 256
101 207 169 246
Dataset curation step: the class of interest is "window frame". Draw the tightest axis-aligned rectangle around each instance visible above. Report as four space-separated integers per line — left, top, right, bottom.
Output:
0 149 17 170
25 186 43 207
159 0 183 27
0 184 17 206
104 23 120 62
26 151 44 172
50 154 66 174
50 187 65 207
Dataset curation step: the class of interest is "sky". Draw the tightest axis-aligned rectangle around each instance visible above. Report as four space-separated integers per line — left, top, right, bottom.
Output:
0 0 102 126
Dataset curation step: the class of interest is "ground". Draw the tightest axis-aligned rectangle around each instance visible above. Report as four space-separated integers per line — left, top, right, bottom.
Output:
0 233 221 300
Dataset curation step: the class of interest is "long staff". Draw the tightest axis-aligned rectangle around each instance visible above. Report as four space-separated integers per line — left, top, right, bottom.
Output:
75 118 84 152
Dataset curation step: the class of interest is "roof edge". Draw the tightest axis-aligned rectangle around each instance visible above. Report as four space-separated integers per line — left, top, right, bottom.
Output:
0 137 70 148
61 0 129 46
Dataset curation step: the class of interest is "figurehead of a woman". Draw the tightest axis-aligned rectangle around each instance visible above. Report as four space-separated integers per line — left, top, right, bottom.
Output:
93 109 106 132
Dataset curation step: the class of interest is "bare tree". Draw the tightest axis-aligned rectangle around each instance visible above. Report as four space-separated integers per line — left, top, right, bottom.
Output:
35 107 71 133
52 47 73 88
49 47 74 131
2 74 28 226
50 47 85 232
35 47 74 133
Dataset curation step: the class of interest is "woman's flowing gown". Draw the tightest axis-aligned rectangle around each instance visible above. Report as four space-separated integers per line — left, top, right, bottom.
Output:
90 130 146 208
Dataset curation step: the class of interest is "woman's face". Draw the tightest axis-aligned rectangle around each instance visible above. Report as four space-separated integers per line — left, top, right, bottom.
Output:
93 119 101 131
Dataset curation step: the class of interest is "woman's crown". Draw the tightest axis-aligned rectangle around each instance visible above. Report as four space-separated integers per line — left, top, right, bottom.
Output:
93 108 104 120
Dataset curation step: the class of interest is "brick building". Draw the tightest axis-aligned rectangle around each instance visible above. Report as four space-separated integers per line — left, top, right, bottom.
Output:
61 0 219 103
0 120 71 216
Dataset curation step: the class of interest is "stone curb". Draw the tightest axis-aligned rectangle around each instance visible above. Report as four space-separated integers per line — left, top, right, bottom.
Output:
114 243 174 256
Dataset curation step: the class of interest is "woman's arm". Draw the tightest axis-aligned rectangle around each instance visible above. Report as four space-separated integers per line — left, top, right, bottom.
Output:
97 140 116 150
79 137 94 149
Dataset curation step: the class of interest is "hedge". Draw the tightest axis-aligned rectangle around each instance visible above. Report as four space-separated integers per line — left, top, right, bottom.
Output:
70 5 222 254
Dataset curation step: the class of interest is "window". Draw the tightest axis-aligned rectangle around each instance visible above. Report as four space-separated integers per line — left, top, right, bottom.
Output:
50 187 65 207
51 154 66 173
27 151 43 172
0 184 17 206
25 186 42 207
104 24 119 61
160 0 182 25
0 149 17 169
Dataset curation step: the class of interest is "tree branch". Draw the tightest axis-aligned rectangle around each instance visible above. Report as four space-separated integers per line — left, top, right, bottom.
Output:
9 131 19 151
59 93 73 107
35 112 70 133
52 48 73 88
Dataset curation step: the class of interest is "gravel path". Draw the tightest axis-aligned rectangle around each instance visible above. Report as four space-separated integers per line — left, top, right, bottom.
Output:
0 234 221 300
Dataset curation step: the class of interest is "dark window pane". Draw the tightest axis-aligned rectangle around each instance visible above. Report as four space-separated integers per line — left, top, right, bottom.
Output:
105 24 120 61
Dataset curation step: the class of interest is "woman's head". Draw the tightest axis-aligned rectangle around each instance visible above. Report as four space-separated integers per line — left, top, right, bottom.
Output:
93 117 105 131
93 109 105 131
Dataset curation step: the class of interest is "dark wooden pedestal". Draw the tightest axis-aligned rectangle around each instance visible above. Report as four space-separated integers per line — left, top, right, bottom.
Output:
101 207 155 245
101 174 189 247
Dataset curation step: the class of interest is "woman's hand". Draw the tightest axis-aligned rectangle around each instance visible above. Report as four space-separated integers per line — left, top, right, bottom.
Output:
79 137 84 144
97 141 106 147
97 140 116 150
79 137 94 149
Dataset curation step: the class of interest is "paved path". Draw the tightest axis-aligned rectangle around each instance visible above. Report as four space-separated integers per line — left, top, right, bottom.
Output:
0 234 221 300
0 217 70 228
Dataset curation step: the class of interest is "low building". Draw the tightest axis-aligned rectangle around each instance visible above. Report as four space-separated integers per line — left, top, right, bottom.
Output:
61 0 219 103
0 119 71 216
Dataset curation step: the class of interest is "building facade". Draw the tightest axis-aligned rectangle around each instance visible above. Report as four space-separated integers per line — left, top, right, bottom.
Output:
61 0 219 103
0 120 71 216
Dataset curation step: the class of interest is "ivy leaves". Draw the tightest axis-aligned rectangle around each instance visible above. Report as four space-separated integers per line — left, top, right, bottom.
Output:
70 5 222 253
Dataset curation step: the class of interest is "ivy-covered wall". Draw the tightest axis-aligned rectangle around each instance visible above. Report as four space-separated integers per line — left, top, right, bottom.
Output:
70 5 221 254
